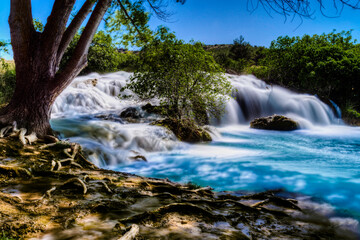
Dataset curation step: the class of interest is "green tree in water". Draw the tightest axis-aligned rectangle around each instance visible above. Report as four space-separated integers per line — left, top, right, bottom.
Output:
127 29 232 122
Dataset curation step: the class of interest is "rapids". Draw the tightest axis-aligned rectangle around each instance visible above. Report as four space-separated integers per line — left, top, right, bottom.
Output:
50 71 360 232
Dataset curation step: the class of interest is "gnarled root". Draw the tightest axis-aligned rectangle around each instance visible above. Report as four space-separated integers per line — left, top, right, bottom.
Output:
0 123 39 145
61 177 87 195
251 196 302 211
25 132 38 145
0 165 32 178
118 224 139 240
0 126 12 137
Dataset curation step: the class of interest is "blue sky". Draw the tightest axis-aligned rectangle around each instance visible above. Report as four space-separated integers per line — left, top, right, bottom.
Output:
1 0 360 59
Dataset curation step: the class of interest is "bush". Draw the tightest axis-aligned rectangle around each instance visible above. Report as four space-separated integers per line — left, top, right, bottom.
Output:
0 39 15 105
0 66 16 104
127 35 232 121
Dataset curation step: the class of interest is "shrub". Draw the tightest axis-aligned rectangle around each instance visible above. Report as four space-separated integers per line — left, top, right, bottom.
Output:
0 67 16 104
127 35 232 122
0 42 15 105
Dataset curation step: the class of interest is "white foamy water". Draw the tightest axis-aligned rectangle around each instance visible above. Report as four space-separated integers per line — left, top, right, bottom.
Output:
221 74 340 127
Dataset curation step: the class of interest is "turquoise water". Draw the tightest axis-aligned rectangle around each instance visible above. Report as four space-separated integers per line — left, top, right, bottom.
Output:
117 125 360 220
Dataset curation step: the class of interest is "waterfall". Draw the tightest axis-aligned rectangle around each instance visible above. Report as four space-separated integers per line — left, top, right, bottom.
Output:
52 71 341 127
220 74 340 127
50 71 343 165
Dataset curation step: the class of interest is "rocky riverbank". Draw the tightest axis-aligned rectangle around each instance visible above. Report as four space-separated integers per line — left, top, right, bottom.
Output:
0 137 358 239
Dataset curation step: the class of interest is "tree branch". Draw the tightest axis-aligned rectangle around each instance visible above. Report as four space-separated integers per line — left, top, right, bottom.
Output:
40 0 76 74
51 0 112 100
117 0 143 36
56 0 96 68
255 0 360 19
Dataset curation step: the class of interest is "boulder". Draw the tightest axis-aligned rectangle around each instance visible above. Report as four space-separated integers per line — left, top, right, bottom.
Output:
250 115 299 131
120 107 141 119
153 118 212 143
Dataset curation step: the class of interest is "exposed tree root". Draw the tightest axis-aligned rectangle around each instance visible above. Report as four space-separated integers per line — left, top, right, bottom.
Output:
123 203 227 225
251 196 302 211
0 126 12 137
45 186 57 198
118 224 139 240
0 123 39 145
183 199 259 213
62 177 88 195
101 181 113 194
0 165 32 178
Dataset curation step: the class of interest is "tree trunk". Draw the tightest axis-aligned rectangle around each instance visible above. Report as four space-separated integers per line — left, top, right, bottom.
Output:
0 78 53 137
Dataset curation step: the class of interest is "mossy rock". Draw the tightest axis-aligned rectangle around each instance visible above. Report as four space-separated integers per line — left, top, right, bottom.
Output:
250 115 299 131
153 118 212 143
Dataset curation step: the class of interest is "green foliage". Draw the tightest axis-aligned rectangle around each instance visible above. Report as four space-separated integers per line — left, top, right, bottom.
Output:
260 30 360 108
208 36 267 74
105 0 153 48
0 41 15 105
33 18 44 32
0 65 16 105
0 40 8 55
127 33 232 121
61 30 139 74
347 108 360 119
0 40 9 68
230 35 253 61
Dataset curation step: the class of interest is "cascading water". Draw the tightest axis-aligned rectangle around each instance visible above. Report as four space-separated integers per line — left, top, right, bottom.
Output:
51 71 178 167
52 71 340 127
221 74 340 127
51 71 343 166
50 71 360 232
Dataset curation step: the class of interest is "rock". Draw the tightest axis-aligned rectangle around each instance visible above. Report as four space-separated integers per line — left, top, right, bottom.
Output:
250 115 299 131
120 107 141 119
153 118 212 143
